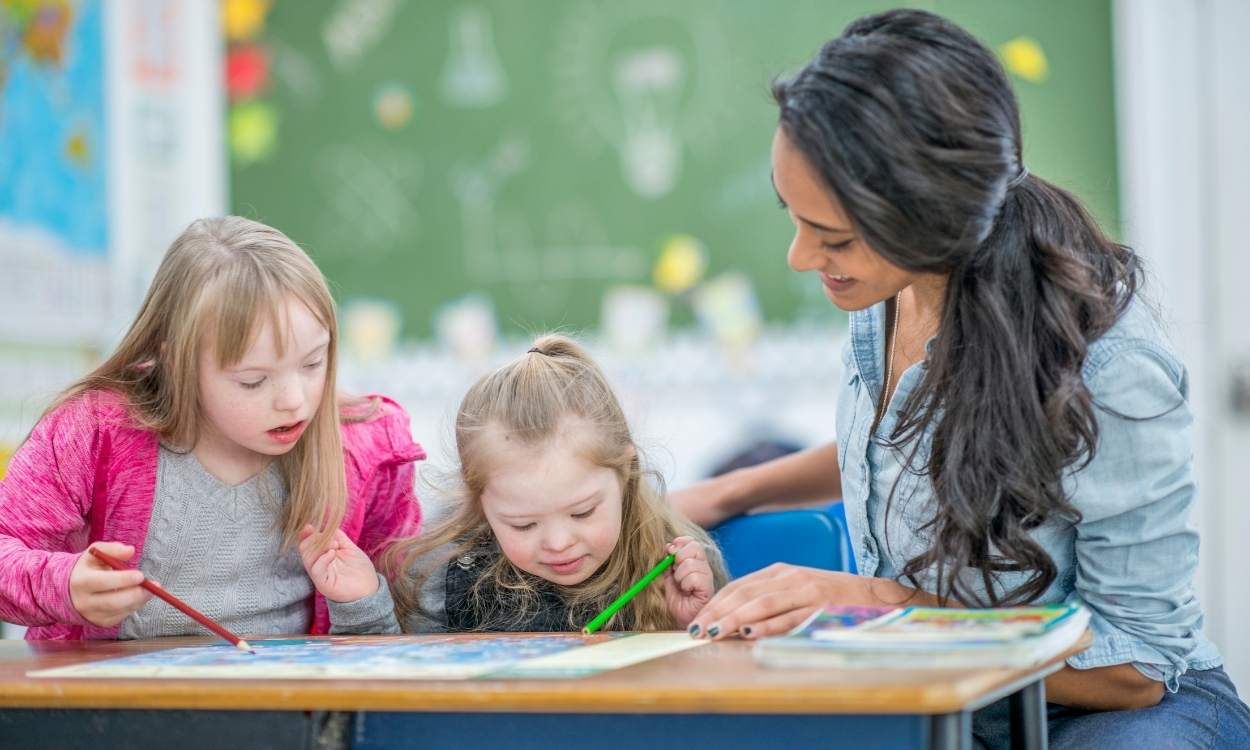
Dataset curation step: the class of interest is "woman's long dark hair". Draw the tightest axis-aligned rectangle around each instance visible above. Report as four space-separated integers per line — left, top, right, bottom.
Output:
774 10 1141 606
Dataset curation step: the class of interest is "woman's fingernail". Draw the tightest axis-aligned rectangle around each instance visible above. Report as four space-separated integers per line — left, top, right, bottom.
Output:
742 626 753 637
707 624 720 638
688 623 701 636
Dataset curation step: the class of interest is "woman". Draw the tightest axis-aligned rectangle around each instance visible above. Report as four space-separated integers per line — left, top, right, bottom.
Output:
674 9 1249 746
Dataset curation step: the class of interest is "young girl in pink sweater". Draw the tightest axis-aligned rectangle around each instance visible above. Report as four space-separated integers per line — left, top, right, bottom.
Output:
0 216 423 640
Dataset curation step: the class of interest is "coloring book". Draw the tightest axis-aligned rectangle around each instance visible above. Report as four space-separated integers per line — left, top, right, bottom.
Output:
753 604 1090 669
29 633 705 680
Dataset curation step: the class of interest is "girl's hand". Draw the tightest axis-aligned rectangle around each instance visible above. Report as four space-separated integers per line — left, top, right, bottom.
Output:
298 525 379 603
688 563 914 640
69 542 154 627
662 536 716 629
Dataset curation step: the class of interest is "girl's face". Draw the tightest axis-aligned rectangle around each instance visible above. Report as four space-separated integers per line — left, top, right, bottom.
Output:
771 127 920 311
196 296 330 473
479 421 624 586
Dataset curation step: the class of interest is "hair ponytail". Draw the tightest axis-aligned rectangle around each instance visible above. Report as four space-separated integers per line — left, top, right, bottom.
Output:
896 174 1139 605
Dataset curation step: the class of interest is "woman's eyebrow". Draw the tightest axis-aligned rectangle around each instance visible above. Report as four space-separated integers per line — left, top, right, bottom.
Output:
771 173 853 234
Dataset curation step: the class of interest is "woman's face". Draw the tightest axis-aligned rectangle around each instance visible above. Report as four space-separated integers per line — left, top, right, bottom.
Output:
771 127 920 311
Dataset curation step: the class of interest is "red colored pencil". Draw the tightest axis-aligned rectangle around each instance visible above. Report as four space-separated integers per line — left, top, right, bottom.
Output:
88 546 254 653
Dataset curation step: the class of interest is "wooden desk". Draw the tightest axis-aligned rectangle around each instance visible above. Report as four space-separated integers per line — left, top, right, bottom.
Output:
0 632 1091 750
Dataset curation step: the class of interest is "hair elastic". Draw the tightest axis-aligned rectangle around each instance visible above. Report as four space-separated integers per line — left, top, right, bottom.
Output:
1008 166 1030 189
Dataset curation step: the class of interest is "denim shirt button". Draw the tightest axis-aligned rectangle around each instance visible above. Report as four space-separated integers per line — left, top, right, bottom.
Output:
863 536 878 555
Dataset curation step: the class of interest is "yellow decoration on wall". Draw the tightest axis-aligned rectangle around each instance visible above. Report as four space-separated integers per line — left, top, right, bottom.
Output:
223 0 270 43
999 36 1049 84
229 101 278 163
374 83 415 130
653 234 708 295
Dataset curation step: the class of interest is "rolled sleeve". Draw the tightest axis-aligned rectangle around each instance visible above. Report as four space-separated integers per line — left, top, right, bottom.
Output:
1064 345 1220 691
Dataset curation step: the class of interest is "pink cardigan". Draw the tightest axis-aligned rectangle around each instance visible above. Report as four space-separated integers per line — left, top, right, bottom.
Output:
0 389 424 639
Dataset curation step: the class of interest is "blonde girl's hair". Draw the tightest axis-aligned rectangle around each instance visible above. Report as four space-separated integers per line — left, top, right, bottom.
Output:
385 334 726 631
45 216 362 549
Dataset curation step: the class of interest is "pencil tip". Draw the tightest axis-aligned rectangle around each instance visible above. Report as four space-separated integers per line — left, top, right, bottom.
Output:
236 640 253 653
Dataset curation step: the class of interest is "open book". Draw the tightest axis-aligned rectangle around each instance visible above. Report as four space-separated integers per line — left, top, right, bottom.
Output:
753 603 1090 669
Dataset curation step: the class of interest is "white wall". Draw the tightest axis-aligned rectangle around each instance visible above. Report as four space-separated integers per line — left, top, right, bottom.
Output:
107 0 228 332
1115 0 1250 690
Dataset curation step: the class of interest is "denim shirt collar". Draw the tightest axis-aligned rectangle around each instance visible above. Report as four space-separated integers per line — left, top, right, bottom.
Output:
849 301 936 435
849 303 887 407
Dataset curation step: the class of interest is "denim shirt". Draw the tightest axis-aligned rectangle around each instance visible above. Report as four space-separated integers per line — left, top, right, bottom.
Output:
836 298 1222 691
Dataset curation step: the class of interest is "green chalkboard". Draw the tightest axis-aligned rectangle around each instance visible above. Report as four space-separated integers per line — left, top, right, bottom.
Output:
229 0 1118 339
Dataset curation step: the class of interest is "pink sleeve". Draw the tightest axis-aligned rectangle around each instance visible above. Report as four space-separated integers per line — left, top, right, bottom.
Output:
352 398 425 562
0 397 99 627
358 457 422 561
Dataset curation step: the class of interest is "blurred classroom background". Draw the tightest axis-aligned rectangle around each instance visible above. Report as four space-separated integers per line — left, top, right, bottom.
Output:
0 0 1245 688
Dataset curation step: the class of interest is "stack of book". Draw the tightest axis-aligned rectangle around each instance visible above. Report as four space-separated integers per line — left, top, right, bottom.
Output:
753 603 1090 669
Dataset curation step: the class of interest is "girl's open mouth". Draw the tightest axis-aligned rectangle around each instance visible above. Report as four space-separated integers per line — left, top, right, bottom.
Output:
267 420 307 444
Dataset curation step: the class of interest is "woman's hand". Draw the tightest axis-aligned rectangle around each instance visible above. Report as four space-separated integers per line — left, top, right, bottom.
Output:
69 542 154 627
687 563 914 639
298 525 380 603
662 536 716 629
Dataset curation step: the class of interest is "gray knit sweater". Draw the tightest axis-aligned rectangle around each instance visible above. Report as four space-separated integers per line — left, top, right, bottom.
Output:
119 447 396 639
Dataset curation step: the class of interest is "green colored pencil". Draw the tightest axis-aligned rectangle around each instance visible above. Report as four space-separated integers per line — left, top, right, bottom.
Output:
581 553 676 634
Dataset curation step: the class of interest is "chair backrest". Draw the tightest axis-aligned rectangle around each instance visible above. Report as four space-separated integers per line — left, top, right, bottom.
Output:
709 503 856 580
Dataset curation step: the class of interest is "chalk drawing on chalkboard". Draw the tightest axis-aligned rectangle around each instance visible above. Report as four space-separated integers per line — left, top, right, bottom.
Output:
322 0 401 72
269 38 322 104
614 47 684 198
450 138 645 319
552 1 733 199
314 143 423 253
440 5 506 108
451 136 529 281
495 200 648 320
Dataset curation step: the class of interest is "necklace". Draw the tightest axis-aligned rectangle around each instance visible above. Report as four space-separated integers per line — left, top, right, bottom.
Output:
875 291 902 429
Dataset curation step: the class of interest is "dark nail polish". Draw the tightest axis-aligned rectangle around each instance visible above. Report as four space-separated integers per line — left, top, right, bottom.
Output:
707 625 720 638
742 626 753 637
688 623 701 636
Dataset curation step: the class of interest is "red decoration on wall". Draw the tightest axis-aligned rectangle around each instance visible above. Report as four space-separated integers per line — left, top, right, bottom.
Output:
226 44 269 101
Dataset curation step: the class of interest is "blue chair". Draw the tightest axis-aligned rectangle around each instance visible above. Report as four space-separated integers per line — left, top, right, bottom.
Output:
710 502 856 580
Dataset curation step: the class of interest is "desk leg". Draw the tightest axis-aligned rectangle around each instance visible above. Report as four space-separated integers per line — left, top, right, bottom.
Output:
314 710 353 750
1009 679 1047 750
928 710 971 750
